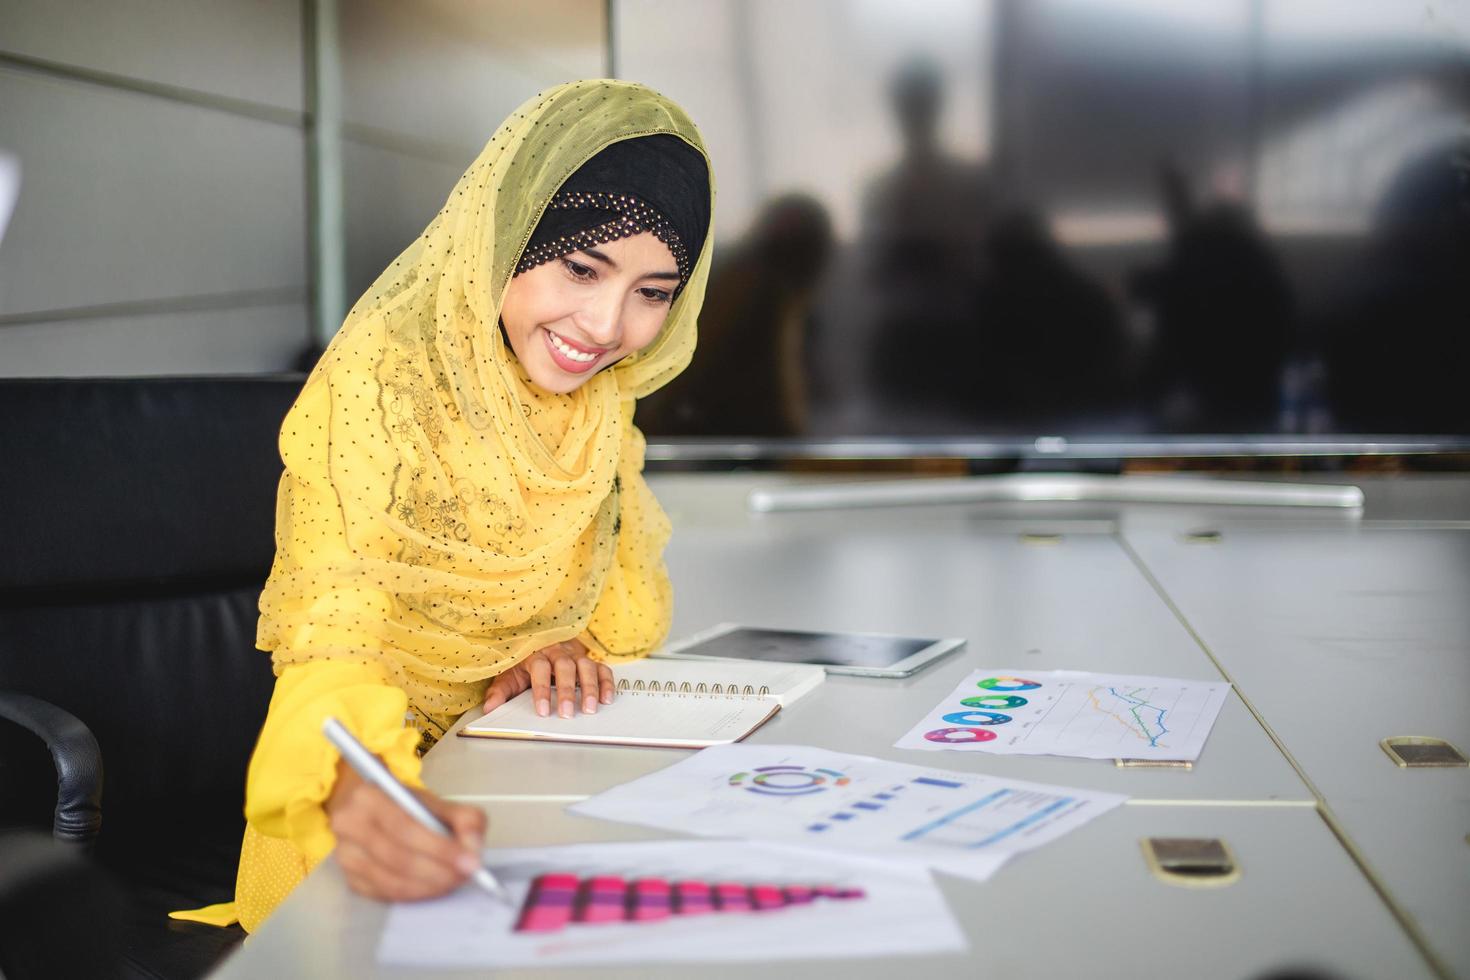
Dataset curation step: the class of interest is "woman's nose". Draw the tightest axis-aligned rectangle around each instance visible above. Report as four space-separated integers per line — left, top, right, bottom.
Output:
574 291 622 347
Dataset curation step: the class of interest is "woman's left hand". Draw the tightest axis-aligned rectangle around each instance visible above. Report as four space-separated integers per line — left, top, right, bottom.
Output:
482 639 615 718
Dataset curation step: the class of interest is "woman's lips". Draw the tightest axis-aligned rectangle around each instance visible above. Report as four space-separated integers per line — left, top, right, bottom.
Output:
544 329 610 374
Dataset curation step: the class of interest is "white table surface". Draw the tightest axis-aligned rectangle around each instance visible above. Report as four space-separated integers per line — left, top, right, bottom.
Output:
212 800 1433 980
1123 524 1470 979
430 492 1310 804
208 473 1469 979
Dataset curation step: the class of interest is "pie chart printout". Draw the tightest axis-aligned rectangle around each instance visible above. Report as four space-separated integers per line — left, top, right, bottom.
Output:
895 670 1232 761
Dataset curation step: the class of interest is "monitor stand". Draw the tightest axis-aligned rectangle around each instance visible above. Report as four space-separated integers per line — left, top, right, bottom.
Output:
746 473 1363 513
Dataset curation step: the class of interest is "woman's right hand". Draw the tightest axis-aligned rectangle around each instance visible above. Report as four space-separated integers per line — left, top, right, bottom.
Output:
324 758 488 902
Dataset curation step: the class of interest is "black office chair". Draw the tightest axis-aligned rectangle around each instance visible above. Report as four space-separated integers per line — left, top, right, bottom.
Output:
0 375 302 980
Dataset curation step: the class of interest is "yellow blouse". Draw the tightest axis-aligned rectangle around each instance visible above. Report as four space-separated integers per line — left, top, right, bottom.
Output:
171 79 713 933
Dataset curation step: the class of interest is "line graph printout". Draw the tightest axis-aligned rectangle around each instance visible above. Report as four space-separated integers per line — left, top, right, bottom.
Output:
894 670 1231 761
570 744 1125 883
378 840 966 968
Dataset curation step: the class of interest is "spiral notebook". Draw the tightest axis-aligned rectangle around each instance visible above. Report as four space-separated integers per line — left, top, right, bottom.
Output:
459 659 825 749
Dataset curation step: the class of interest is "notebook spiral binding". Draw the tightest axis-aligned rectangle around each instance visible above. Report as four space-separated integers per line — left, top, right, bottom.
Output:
615 678 773 698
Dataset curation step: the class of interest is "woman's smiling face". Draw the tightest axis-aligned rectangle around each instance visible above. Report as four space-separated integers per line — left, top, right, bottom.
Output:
500 232 680 394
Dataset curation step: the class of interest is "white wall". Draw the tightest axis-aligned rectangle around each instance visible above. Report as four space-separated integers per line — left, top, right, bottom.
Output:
0 0 311 376
0 0 608 376
337 0 607 310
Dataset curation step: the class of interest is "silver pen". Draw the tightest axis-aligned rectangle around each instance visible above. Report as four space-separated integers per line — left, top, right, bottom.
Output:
322 716 511 903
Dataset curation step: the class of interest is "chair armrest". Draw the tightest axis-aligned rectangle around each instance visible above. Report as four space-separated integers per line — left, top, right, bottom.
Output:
0 692 103 845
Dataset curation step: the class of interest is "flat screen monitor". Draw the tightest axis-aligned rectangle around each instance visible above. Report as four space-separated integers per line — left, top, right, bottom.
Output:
614 0 1470 460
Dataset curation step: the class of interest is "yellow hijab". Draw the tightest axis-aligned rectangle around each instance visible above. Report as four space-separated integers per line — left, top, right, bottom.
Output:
257 80 714 738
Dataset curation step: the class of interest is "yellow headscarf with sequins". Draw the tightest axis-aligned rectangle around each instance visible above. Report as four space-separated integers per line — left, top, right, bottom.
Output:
256 80 714 738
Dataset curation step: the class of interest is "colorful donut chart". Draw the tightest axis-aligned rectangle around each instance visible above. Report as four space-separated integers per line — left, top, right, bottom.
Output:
942 709 1013 726
961 694 1029 710
728 765 851 796
924 727 999 744
976 676 1042 691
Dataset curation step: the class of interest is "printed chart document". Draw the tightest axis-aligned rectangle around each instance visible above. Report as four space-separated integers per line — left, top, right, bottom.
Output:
460 659 824 749
895 669 1231 761
569 744 1126 882
377 840 967 968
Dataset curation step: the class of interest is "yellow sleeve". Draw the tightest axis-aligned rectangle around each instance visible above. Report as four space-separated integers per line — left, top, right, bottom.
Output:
243 659 424 863
171 659 422 930
584 412 674 663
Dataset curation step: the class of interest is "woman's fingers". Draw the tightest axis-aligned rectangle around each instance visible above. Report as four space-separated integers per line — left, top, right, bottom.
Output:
575 655 601 713
336 838 395 899
510 642 615 717
597 661 616 705
359 811 464 895
382 794 473 865
434 797 489 858
481 675 508 712
326 757 493 902
527 653 553 716
553 652 579 717
332 787 472 900
481 666 528 712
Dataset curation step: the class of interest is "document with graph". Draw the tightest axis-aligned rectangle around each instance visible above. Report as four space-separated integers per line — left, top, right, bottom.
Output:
894 669 1231 761
377 840 966 968
569 744 1125 883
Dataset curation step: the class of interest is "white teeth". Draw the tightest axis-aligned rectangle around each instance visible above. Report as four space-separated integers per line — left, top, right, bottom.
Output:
549 332 597 363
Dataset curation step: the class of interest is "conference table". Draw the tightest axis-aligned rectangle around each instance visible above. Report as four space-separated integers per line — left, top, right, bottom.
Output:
211 473 1470 980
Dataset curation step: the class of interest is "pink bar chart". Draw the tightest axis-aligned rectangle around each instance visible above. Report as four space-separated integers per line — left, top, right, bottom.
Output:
514 873 865 934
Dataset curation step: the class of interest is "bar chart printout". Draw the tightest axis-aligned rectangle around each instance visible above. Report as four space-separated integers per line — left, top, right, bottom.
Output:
377 840 966 968
514 872 865 933
569 744 1126 883
894 669 1231 761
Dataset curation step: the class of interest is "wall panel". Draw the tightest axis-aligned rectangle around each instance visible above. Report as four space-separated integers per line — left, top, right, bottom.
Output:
340 0 605 154
340 141 464 308
1 0 305 113
0 68 307 318
336 0 606 309
0 302 309 376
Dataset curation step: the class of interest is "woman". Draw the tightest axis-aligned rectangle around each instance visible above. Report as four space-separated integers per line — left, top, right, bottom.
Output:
175 79 713 932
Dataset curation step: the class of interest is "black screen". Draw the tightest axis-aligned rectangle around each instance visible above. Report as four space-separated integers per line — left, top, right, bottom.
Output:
678 628 937 669
620 1 1470 443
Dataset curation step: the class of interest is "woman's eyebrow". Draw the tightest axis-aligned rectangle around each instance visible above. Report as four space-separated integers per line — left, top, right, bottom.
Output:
579 247 679 281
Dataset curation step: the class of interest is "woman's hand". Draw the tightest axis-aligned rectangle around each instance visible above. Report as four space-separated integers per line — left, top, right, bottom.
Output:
482 639 615 718
326 758 487 902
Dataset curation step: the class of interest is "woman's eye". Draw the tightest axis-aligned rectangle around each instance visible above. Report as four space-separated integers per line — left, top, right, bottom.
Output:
638 287 672 305
563 259 595 280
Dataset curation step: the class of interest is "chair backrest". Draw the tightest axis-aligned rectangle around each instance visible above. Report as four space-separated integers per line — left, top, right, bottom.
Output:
0 376 302 853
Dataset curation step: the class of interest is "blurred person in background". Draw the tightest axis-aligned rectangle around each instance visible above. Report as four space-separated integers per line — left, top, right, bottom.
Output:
1323 138 1470 434
971 208 1130 424
864 57 993 425
639 193 833 436
1131 164 1295 432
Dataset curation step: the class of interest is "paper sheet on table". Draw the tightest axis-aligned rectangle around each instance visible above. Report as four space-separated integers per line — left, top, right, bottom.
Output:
377 840 967 967
894 669 1231 761
568 744 1125 882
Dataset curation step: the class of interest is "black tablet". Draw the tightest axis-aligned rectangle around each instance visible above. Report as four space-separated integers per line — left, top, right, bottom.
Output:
654 623 965 678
